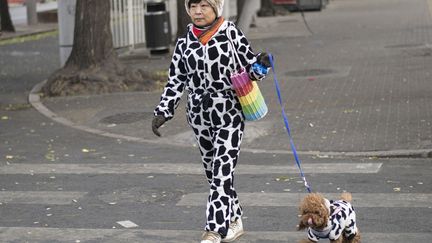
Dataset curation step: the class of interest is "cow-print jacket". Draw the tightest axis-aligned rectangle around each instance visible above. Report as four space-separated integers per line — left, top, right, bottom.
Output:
308 198 358 242
154 20 266 120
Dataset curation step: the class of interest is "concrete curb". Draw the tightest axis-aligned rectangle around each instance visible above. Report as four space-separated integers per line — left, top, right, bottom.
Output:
29 81 432 159
29 80 161 145
0 25 57 42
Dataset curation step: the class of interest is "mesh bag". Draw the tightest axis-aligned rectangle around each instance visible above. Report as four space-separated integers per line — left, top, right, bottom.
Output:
228 36 268 121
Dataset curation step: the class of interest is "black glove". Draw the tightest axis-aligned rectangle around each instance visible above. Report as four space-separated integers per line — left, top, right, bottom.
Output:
256 52 272 68
152 115 166 137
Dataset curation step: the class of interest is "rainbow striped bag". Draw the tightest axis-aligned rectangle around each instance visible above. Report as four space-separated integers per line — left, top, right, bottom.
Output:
229 40 268 121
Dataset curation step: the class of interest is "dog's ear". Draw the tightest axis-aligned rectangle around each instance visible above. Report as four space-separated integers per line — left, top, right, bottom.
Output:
297 220 308 231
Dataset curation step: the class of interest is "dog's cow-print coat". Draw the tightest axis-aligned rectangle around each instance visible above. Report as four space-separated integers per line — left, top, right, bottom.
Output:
154 20 266 237
308 199 358 242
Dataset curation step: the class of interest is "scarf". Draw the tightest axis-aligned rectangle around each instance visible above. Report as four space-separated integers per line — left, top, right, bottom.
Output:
192 17 225 45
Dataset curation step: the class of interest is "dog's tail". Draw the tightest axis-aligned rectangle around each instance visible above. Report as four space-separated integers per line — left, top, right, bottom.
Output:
340 192 352 202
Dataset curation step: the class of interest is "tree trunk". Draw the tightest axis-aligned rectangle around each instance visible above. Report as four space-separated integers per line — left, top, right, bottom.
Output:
237 0 246 22
176 0 190 39
0 0 15 32
66 0 115 69
237 0 260 34
43 0 157 97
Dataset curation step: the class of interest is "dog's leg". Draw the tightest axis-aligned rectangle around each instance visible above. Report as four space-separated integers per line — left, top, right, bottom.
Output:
351 232 361 243
330 238 343 243
342 228 361 243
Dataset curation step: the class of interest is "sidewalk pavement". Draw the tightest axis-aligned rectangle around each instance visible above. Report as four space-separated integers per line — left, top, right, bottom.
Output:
27 0 432 158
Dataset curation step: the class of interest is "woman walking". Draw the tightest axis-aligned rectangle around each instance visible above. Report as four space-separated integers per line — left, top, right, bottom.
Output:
152 1 271 242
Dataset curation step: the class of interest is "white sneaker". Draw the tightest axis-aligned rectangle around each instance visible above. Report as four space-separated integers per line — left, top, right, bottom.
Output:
222 218 244 242
201 231 222 243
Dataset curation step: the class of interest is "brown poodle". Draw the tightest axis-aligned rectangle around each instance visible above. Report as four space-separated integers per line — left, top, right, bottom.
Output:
297 192 361 243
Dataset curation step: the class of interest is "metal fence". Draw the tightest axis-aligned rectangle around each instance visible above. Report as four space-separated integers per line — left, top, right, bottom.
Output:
109 0 237 50
110 0 147 49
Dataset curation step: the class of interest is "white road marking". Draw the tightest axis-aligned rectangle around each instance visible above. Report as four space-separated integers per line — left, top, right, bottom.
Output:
0 227 429 243
0 163 382 174
0 191 87 205
177 193 432 208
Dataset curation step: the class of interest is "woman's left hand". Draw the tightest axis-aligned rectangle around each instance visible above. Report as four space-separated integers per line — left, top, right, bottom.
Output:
152 115 166 137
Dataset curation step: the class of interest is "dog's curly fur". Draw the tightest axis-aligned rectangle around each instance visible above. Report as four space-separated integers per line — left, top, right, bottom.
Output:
297 192 361 243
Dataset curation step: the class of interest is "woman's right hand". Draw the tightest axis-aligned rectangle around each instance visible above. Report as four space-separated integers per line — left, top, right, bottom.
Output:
152 115 166 137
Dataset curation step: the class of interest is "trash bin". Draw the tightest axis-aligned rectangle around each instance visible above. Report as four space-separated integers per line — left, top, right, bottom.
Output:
145 0 171 54
275 0 323 12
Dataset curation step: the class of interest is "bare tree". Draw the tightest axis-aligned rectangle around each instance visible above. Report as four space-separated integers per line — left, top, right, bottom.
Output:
43 0 155 96
0 0 15 32
237 0 246 19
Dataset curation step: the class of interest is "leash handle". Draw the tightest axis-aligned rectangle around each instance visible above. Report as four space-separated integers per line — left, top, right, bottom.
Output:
268 54 312 193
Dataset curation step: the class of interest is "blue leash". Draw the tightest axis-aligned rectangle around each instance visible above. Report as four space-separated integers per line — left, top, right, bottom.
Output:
268 54 312 193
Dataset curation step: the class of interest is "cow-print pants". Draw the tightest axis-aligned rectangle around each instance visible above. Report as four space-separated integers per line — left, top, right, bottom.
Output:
187 91 245 237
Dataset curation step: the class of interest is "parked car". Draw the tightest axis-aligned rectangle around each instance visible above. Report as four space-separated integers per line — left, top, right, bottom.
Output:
7 0 46 6
272 0 326 12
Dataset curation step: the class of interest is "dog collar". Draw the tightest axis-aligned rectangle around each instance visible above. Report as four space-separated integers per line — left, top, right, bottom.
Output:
310 224 332 239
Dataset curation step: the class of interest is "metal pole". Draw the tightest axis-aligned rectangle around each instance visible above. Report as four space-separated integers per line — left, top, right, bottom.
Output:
58 0 76 67
127 0 135 51
26 0 38 25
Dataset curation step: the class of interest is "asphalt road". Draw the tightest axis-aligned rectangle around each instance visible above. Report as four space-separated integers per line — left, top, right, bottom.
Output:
1 0 432 242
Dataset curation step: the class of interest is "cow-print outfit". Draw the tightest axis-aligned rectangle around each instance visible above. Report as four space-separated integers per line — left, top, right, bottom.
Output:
307 198 358 242
154 20 267 237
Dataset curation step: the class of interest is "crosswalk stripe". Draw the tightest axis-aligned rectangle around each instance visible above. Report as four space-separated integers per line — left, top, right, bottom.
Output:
0 163 382 174
0 191 86 205
0 227 429 242
177 193 432 208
